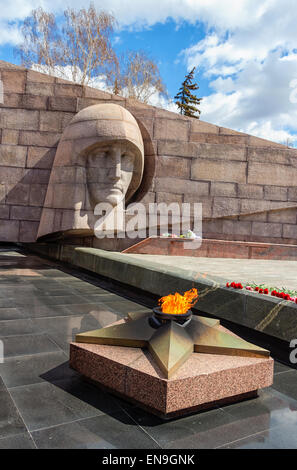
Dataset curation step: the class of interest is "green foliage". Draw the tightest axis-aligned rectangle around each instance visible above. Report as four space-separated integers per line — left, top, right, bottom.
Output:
174 67 202 119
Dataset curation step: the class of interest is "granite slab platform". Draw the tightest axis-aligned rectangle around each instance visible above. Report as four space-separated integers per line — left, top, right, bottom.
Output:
69 320 274 419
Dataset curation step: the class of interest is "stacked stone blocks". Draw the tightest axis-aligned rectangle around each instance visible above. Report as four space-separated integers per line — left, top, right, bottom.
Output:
0 60 297 244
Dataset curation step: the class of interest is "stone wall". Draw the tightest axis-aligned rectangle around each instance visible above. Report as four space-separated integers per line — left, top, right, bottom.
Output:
1 60 297 245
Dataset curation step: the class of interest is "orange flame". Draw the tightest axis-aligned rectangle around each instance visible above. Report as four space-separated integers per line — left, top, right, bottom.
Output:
158 288 199 314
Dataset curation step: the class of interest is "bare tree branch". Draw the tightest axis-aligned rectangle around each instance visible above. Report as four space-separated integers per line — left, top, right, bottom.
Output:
15 4 167 104
15 3 118 86
108 50 167 103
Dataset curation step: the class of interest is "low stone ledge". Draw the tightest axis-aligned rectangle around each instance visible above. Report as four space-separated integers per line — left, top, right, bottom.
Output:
24 242 297 344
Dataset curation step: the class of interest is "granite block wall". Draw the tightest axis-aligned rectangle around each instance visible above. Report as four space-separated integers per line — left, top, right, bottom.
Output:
0 60 297 245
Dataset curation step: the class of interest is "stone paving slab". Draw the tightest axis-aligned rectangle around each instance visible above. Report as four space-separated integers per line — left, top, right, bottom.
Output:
1 245 297 449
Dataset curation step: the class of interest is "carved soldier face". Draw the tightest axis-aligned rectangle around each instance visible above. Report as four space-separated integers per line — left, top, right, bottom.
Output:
38 103 144 239
86 141 138 208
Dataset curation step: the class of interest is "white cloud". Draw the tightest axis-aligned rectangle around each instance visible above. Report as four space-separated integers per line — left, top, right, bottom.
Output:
2 0 297 142
0 21 22 45
199 50 297 144
181 0 297 142
0 0 274 39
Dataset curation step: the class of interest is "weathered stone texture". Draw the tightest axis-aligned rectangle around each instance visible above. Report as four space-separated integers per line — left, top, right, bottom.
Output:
249 162 297 187
157 140 197 158
219 127 248 136
192 159 247 183
1 93 22 108
0 61 296 244
6 184 30 205
19 221 39 242
0 184 6 202
154 177 209 196
283 224 297 239
239 212 268 222
223 219 252 236
48 96 77 112
156 192 183 204
264 186 288 201
1 129 19 145
210 182 237 197
0 220 19 241
27 70 55 84
83 86 112 99
26 81 54 96
22 169 51 185
156 155 190 178
238 184 264 199
154 118 189 140
11 205 42 221
139 191 156 205
248 135 286 148
288 188 297 201
0 108 39 130
252 222 282 238
1 70 26 93
190 119 219 134
196 143 246 161
240 198 292 215
54 83 83 98
0 145 27 167
21 94 47 110
268 209 297 224
26 147 56 169
0 167 25 184
184 195 212 218
0 205 9 218
39 111 75 133
247 147 296 165
212 197 240 218
29 184 48 207
19 131 61 147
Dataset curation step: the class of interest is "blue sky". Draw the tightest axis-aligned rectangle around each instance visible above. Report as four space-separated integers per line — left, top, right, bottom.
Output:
1 0 297 145
112 19 211 100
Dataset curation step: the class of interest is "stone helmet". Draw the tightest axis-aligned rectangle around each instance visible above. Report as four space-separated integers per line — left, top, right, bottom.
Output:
61 103 144 202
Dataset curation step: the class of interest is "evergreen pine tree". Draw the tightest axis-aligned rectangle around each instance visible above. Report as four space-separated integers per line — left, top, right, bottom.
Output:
113 77 120 95
174 67 202 119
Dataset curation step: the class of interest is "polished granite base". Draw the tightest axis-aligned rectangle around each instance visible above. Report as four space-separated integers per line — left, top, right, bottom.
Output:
70 320 274 418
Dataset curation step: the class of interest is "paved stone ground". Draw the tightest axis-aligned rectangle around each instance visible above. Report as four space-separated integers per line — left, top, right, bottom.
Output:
126 254 297 290
0 246 297 449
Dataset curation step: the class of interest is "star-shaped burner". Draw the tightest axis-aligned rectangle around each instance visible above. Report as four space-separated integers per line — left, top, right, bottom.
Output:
75 310 269 379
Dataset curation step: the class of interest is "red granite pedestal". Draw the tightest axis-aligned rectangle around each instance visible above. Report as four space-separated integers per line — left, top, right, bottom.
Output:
69 321 274 419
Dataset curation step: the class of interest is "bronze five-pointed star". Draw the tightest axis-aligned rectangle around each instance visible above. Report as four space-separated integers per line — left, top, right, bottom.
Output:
75 311 269 379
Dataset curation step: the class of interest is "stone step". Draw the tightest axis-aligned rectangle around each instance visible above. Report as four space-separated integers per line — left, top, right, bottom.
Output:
123 236 297 261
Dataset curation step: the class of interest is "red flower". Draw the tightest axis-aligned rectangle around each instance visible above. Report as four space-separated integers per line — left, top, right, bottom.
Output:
255 287 259 291
264 288 269 295
226 282 230 288
259 288 264 294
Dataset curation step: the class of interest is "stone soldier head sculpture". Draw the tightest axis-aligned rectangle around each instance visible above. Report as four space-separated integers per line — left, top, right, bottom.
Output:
38 103 144 238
